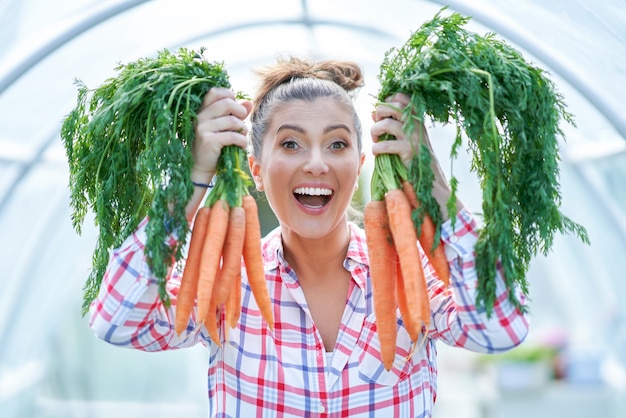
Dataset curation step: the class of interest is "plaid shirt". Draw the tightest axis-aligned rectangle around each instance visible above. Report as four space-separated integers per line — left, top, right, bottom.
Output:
90 208 529 417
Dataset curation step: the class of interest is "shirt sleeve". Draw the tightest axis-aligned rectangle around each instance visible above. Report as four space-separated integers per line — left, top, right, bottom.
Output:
88 217 208 351
426 208 530 353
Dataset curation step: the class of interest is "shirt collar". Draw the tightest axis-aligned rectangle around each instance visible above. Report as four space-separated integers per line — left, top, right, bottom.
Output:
262 223 369 285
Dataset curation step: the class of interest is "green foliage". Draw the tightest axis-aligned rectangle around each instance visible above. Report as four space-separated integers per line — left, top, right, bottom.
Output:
377 9 589 314
61 48 232 315
369 134 408 201
204 144 252 209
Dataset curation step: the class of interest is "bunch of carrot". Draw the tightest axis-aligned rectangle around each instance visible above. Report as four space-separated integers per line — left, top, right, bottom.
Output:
365 134 449 371
174 145 274 343
376 9 589 317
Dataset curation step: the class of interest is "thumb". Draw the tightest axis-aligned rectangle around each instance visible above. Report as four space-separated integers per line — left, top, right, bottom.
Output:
241 100 253 118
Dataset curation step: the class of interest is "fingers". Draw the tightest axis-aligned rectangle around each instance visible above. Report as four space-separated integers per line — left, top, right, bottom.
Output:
196 113 249 138
370 117 404 143
370 92 429 167
198 88 251 122
385 92 410 106
196 87 251 140
371 93 411 122
192 88 251 179
370 138 415 164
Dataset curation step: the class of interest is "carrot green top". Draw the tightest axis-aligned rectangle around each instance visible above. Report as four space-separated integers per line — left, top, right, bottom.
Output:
376 8 589 314
61 48 233 314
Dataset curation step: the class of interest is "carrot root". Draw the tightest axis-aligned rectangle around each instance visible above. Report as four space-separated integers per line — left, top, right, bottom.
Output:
385 189 430 329
242 195 274 331
401 181 450 286
196 200 230 322
175 206 210 335
213 206 246 306
364 200 398 371
204 299 221 346
225 273 241 330
395 254 420 342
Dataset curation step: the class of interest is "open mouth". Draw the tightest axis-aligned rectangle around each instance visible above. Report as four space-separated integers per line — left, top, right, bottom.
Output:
293 186 334 208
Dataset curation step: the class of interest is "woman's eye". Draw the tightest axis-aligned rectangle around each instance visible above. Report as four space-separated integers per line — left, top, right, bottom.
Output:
281 140 298 150
330 140 348 150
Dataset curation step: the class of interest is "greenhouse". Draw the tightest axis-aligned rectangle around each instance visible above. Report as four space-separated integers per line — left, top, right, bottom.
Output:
1 0 625 417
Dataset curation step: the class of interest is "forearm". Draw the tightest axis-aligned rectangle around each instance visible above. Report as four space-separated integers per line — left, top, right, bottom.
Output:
185 169 215 221
428 209 530 352
431 175 462 222
88 218 202 351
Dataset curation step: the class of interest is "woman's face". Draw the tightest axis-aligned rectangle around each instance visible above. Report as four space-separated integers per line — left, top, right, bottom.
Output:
249 97 364 240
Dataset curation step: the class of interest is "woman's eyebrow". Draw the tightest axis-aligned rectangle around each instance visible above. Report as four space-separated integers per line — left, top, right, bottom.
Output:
276 124 305 134
276 123 351 134
324 124 351 134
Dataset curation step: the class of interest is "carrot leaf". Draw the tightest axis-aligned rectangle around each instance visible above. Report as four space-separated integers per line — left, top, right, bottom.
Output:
376 8 589 315
61 48 234 315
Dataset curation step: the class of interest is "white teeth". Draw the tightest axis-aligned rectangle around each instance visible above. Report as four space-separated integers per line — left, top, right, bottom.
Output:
293 187 333 196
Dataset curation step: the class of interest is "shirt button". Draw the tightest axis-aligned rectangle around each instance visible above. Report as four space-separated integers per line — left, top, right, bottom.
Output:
449 235 459 243
318 403 326 413
139 277 149 286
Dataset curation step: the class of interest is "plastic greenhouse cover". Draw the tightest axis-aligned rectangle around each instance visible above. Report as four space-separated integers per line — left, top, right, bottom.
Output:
1 0 625 416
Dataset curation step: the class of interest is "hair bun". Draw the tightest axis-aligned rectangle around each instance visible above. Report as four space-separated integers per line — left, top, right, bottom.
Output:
253 56 364 101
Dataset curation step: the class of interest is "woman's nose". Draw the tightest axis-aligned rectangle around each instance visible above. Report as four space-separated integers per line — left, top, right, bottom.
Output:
303 148 329 175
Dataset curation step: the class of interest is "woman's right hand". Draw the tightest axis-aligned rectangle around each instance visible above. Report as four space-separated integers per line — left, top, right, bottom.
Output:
185 88 252 219
191 87 252 184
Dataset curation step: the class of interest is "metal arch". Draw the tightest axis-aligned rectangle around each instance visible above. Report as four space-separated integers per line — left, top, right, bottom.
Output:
1 1 624 136
0 0 150 96
429 0 626 141
0 0 395 97
0 128 60 214
179 18 395 54
0 0 147 212
0 0 396 219
431 1 626 251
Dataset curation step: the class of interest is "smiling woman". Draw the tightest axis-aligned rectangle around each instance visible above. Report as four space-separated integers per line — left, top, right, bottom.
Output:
2 1 626 417
88 55 529 417
250 96 364 239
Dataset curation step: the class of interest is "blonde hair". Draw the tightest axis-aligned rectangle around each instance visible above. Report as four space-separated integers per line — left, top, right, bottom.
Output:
249 57 364 159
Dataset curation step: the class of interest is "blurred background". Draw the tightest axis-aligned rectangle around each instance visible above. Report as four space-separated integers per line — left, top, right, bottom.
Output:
1 0 625 417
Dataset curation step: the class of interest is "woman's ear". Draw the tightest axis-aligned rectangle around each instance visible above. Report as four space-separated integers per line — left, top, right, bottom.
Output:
248 155 264 191
354 152 365 190
358 152 366 176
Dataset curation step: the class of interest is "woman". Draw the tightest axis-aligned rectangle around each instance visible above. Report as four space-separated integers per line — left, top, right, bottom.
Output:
90 57 529 416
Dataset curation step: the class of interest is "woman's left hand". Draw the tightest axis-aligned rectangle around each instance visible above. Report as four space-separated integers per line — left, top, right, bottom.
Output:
370 93 463 220
370 92 430 168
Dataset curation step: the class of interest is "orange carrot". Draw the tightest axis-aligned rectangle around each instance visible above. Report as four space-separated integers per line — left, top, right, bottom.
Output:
364 200 398 371
203 297 221 346
401 181 450 286
419 213 450 287
196 200 230 322
385 188 430 328
225 273 241 330
213 206 246 306
175 206 210 335
395 254 420 342
241 195 274 331
401 180 419 210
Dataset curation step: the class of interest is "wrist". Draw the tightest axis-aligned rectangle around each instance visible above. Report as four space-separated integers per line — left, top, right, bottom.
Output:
432 181 455 221
192 180 213 189
190 169 215 186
